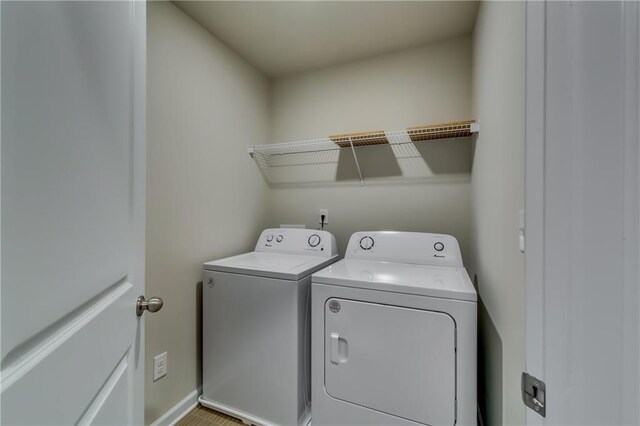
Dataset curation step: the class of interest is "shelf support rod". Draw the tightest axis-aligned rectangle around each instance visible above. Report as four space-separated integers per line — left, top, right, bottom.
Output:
348 137 364 186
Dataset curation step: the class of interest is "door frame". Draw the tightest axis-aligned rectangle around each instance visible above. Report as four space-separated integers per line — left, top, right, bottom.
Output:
132 1 147 423
524 1 640 423
523 1 545 424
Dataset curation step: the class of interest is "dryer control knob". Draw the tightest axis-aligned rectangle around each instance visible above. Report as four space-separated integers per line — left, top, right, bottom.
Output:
308 234 321 247
359 236 374 250
434 242 445 252
276 235 283 243
266 235 274 242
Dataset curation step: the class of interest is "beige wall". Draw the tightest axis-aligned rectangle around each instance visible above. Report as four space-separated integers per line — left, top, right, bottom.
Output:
146 5 527 423
267 37 474 259
146 2 270 423
271 36 473 140
469 2 526 425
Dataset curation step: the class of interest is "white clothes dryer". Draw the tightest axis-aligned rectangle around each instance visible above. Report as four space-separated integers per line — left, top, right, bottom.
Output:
200 228 338 426
311 231 477 426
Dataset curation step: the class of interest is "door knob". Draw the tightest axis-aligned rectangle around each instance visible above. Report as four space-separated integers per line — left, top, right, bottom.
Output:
136 295 164 317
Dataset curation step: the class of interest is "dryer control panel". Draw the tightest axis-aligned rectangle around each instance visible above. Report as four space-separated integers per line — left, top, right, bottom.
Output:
345 231 462 267
256 228 338 258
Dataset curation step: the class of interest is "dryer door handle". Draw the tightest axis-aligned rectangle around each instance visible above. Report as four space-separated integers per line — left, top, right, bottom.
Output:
330 332 348 365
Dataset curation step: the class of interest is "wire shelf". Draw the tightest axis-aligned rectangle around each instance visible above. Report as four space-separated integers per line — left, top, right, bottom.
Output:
249 120 478 187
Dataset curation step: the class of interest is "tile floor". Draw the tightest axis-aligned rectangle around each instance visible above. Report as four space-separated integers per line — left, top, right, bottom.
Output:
176 405 245 426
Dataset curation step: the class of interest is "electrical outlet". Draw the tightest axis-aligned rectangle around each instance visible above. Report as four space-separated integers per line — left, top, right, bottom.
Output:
153 352 167 382
318 208 329 225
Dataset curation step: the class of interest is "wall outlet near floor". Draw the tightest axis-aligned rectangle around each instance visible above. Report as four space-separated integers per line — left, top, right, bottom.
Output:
318 208 329 226
153 352 167 382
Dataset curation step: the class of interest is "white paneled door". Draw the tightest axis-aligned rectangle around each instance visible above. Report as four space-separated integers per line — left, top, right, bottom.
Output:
1 1 146 424
525 1 640 424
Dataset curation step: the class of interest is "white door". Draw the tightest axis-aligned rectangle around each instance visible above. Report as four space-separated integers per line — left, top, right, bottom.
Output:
525 1 640 424
324 298 456 426
1 1 148 424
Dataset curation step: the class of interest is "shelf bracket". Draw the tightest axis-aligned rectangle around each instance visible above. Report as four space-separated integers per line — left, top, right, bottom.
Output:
348 137 364 186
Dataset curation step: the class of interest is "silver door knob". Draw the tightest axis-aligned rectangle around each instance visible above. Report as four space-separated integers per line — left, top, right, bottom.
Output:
136 295 164 317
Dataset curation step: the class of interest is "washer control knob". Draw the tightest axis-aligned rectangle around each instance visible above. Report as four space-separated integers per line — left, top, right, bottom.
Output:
434 242 445 252
276 235 283 243
308 234 321 247
266 235 273 242
359 236 374 250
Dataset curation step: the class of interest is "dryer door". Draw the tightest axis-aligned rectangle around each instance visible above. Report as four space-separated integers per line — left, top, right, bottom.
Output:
324 298 456 425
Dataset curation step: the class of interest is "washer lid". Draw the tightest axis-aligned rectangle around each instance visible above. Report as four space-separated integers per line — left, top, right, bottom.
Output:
204 252 338 281
312 259 477 302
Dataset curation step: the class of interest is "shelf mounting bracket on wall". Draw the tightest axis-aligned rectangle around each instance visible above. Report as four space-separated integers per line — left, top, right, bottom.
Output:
347 137 365 186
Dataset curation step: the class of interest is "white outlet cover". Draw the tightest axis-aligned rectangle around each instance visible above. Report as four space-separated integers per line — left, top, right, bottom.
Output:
153 352 167 382
319 208 329 225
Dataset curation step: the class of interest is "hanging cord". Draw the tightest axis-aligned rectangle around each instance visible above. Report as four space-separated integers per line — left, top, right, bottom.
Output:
320 214 326 230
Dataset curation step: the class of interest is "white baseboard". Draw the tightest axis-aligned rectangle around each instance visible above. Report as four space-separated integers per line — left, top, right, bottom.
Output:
150 388 201 426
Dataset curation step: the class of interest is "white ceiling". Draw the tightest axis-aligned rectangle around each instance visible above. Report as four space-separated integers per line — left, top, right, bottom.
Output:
173 1 479 77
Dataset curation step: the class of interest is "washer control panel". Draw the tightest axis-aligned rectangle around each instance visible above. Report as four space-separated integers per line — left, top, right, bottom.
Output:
256 228 337 257
346 231 462 267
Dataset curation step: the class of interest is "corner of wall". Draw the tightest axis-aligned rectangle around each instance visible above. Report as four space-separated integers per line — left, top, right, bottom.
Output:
470 1 526 425
145 2 271 424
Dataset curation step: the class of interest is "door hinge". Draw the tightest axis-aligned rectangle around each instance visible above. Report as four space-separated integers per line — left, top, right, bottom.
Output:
522 372 546 417
518 209 525 253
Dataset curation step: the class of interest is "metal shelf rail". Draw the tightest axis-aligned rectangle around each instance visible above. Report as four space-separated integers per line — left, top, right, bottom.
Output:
248 120 479 186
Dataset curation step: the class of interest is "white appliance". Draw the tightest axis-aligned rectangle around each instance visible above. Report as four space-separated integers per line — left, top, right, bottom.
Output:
200 228 338 426
311 231 477 426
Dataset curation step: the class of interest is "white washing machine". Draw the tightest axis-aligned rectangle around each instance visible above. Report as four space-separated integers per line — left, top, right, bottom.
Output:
311 231 477 426
200 228 338 426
